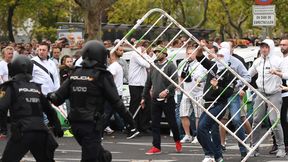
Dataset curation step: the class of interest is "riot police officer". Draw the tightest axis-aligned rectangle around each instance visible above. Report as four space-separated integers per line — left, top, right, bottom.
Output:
47 40 139 162
0 55 63 162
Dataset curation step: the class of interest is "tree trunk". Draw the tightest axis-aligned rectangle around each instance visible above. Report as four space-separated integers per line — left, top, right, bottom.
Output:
220 24 225 41
74 0 115 41
176 0 186 26
220 0 246 38
85 9 101 40
7 5 16 42
193 0 209 28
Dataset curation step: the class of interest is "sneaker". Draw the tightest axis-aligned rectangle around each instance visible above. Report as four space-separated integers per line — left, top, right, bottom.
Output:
269 145 278 154
63 130 73 137
127 128 140 139
216 157 224 162
170 130 173 137
180 135 192 143
241 152 247 160
145 146 161 155
191 136 198 144
104 126 114 135
251 148 260 157
276 149 286 158
202 156 215 162
175 141 182 153
221 145 226 151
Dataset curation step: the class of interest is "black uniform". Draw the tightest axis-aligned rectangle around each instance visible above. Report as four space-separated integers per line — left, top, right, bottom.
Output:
0 56 62 162
48 40 138 162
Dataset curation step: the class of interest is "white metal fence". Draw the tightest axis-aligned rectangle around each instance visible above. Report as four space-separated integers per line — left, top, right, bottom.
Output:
111 8 281 162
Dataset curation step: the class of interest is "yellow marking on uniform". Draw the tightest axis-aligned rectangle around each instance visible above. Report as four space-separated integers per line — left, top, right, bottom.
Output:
0 90 6 98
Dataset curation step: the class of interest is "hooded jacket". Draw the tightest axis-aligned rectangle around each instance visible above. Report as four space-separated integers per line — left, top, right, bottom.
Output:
196 48 235 103
248 39 288 94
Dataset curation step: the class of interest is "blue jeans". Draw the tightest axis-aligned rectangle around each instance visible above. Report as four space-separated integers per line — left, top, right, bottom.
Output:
227 95 247 153
175 92 184 138
197 102 225 160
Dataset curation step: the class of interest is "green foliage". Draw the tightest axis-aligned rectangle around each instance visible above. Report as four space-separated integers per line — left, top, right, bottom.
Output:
33 26 57 42
1 0 288 42
107 0 203 27
0 0 83 41
274 0 288 31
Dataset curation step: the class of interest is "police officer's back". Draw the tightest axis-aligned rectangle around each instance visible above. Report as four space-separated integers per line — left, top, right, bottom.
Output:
47 40 139 162
0 55 63 162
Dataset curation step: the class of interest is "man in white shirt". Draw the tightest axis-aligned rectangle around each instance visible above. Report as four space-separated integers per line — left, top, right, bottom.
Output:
0 46 14 84
0 46 14 139
108 52 124 97
178 46 206 143
103 49 127 134
31 42 60 96
249 39 287 157
128 42 151 133
31 42 60 125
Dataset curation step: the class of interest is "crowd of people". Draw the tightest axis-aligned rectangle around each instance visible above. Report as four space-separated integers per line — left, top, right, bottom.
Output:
0 35 288 162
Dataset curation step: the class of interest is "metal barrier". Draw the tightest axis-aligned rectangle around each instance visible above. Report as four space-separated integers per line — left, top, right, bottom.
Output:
111 8 281 162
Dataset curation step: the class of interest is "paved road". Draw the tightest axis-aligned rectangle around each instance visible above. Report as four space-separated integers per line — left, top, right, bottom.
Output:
0 131 287 162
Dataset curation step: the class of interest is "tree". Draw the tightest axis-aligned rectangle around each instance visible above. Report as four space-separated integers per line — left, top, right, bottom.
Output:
108 0 205 27
193 0 209 28
219 0 252 38
0 0 76 42
4 0 21 42
274 0 288 32
74 0 115 40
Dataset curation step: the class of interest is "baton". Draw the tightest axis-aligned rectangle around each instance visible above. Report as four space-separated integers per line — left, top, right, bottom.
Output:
132 105 142 119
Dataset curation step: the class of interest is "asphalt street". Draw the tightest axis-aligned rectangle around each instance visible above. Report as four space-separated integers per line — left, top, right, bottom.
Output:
0 130 288 162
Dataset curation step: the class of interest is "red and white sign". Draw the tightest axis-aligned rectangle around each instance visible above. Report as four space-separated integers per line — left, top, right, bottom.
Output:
255 0 273 5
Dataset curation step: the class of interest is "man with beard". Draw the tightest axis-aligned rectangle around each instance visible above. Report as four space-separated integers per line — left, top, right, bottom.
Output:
141 45 182 155
279 36 288 153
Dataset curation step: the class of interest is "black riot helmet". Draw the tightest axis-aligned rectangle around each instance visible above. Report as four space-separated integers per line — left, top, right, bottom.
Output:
10 55 33 77
81 40 109 68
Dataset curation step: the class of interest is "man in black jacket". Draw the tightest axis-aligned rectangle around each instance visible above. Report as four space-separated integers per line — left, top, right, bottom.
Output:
47 40 139 162
141 46 182 155
195 40 235 162
0 55 63 162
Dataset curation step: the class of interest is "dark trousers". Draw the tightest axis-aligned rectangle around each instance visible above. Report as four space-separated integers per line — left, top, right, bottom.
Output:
1 131 54 162
129 85 151 131
0 109 8 134
151 97 180 149
281 96 288 146
197 102 226 160
103 100 125 131
71 122 105 162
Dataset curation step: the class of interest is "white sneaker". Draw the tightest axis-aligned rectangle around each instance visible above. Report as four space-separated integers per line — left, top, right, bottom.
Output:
191 136 198 144
180 135 193 143
276 149 286 158
202 156 215 162
170 130 173 137
104 126 114 134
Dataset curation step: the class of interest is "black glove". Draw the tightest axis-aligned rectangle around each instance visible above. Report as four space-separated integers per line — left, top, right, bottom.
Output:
53 127 64 137
47 92 56 102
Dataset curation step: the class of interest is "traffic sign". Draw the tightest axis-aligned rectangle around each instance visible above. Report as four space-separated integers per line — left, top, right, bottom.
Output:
255 0 273 5
253 5 275 26
253 14 275 26
253 5 275 14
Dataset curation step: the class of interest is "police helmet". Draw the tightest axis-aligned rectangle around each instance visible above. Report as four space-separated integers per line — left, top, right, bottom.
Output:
81 40 109 66
10 55 33 76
